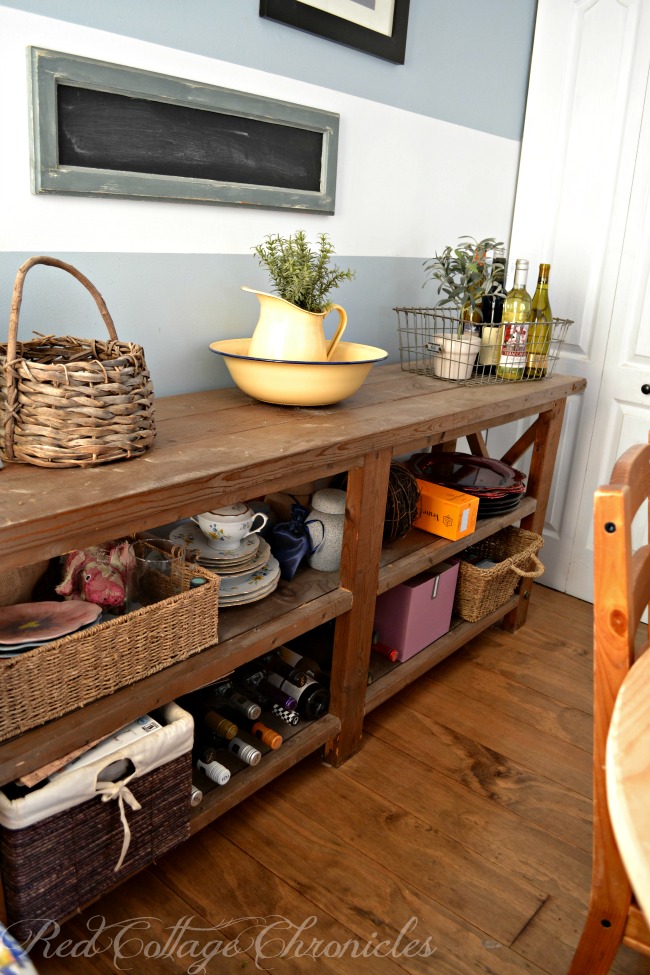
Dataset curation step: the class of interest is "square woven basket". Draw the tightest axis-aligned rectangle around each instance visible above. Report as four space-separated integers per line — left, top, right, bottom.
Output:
0 564 219 743
453 527 545 622
0 703 193 934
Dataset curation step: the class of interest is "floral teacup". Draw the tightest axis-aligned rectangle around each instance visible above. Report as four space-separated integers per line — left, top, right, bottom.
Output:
191 503 268 551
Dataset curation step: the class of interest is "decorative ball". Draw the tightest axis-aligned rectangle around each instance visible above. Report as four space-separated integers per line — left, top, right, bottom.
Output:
383 463 420 543
329 463 420 544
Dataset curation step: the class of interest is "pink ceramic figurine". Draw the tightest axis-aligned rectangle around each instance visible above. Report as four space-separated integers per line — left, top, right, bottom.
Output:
56 540 134 612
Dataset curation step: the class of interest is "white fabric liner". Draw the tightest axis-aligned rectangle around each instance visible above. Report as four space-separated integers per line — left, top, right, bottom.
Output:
0 702 193 831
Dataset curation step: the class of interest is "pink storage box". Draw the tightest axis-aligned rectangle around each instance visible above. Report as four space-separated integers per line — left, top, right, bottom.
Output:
373 560 459 661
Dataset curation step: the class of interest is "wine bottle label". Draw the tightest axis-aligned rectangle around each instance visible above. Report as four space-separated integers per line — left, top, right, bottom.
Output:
498 322 530 374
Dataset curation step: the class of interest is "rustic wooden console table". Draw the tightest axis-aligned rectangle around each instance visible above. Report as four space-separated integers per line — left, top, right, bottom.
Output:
0 365 586 835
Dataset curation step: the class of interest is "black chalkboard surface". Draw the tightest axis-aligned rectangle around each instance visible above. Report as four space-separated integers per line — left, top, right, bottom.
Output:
30 47 339 212
57 85 323 192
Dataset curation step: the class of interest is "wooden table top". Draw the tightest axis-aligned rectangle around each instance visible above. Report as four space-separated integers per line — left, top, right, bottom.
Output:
0 364 586 571
607 644 650 922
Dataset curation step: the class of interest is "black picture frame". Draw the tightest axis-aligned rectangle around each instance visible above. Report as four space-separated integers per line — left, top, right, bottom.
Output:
259 0 410 65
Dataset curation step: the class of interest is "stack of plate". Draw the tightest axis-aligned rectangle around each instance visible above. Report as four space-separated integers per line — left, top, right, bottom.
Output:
169 520 280 606
407 452 527 518
0 601 102 657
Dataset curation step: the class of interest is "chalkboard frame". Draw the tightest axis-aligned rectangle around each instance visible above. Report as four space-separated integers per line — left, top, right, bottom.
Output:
29 47 339 213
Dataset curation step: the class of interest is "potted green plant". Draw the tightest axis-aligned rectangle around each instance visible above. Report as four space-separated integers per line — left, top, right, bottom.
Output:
244 231 356 362
422 235 504 380
423 235 504 320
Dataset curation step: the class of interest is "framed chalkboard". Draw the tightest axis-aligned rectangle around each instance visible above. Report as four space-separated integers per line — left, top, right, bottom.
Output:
29 48 339 213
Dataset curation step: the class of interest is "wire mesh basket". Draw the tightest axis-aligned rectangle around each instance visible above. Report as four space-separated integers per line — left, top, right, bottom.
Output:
395 306 573 385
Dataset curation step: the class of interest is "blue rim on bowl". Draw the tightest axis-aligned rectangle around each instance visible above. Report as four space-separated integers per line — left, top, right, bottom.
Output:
210 339 388 406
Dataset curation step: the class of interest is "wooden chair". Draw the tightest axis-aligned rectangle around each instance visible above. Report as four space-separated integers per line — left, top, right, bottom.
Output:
568 440 650 973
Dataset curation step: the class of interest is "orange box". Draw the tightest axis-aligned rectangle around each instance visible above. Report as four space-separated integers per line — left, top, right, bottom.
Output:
412 479 478 540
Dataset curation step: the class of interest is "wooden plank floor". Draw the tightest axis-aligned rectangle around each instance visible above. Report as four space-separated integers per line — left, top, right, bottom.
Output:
22 585 650 974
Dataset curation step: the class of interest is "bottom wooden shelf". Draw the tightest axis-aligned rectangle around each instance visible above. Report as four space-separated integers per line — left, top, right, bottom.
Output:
189 712 341 833
364 595 520 714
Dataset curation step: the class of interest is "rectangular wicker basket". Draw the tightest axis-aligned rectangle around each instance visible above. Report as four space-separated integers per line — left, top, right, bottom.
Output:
0 565 219 743
453 527 544 622
0 702 193 933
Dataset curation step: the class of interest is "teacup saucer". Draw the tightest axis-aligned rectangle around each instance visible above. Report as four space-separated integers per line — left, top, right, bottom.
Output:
169 520 260 562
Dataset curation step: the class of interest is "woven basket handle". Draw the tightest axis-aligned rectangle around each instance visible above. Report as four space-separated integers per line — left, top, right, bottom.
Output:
7 256 118 363
511 553 545 579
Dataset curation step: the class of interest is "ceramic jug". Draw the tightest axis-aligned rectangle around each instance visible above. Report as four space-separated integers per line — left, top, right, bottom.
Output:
242 287 347 362
307 488 346 572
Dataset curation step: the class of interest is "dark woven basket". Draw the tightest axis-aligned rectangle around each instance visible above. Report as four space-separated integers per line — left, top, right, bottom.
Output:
0 752 191 937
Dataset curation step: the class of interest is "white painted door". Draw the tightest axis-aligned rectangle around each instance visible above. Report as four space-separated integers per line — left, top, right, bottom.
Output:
494 0 650 602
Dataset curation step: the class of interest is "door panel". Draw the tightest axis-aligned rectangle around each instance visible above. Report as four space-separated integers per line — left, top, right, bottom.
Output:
498 0 650 600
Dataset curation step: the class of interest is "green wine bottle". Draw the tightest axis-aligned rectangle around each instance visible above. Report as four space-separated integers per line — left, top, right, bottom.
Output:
525 263 553 378
496 258 532 381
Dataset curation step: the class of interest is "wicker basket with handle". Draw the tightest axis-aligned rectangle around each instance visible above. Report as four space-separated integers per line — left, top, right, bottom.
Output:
0 255 156 468
453 526 545 622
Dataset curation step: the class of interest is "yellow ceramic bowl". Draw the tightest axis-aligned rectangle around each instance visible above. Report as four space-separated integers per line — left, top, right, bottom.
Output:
210 339 388 406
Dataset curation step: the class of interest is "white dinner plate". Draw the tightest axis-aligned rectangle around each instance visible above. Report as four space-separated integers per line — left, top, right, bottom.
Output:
169 520 261 562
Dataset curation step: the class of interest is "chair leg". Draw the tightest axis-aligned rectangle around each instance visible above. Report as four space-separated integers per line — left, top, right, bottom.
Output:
567 901 630 975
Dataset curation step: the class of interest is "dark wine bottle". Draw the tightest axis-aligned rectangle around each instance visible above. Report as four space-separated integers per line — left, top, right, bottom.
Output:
479 246 507 371
239 667 298 711
203 709 238 741
266 648 329 720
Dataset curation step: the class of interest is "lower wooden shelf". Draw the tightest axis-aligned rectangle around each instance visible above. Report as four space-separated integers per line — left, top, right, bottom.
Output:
189 712 340 833
364 595 520 714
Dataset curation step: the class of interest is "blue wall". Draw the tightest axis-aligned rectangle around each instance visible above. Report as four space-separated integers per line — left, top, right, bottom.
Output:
0 1 537 397
1 0 536 138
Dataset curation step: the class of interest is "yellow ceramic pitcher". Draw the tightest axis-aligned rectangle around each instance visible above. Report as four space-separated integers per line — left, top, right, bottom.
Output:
243 287 347 362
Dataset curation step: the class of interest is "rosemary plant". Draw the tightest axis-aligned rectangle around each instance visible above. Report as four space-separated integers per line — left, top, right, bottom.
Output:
253 231 355 313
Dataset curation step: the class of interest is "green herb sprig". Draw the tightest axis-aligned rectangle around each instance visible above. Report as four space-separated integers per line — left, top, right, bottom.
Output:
253 231 355 313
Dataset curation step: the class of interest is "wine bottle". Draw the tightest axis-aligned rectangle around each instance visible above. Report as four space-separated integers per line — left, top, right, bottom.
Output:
250 720 283 750
203 709 238 741
479 246 507 371
371 641 399 663
217 703 284 751
496 259 532 381
266 648 329 721
221 734 262 767
525 263 553 378
272 703 300 726
196 756 231 786
212 684 262 721
238 666 298 712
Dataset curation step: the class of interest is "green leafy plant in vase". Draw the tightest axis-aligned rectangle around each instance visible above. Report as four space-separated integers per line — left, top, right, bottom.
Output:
422 235 505 380
244 231 356 362
423 235 504 335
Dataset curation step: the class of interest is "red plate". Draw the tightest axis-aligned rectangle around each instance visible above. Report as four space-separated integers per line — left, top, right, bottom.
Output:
407 452 526 495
